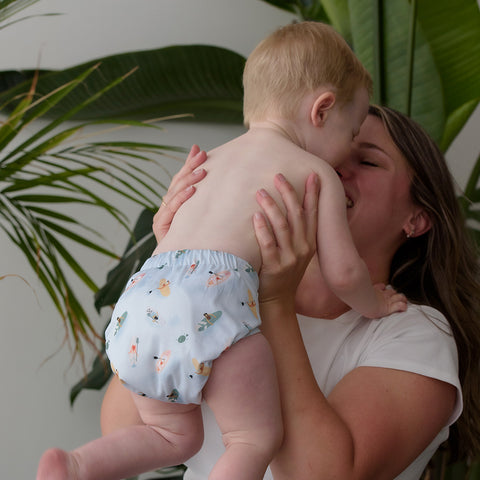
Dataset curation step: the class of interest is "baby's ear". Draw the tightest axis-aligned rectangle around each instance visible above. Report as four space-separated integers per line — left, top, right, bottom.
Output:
311 91 336 127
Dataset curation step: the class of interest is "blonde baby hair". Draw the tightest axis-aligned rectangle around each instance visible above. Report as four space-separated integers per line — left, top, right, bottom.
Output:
243 21 372 127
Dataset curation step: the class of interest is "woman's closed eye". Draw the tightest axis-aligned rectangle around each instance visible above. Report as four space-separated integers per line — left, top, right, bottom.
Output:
360 159 378 167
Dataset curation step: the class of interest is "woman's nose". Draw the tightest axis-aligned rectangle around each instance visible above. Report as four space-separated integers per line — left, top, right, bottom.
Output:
336 160 354 180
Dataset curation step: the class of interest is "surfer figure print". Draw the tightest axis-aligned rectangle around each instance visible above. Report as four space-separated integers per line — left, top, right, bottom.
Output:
113 311 127 336
148 278 171 296
197 311 223 332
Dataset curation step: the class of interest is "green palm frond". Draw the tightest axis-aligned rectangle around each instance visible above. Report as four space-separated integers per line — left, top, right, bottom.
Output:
0 65 186 363
0 0 60 31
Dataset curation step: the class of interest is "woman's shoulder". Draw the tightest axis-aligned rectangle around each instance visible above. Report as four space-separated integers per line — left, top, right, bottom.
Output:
297 304 463 426
299 303 453 340
359 303 460 393
360 303 457 358
361 303 463 427
374 303 453 336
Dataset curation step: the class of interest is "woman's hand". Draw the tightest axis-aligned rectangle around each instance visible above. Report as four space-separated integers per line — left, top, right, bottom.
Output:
253 172 319 305
153 145 207 243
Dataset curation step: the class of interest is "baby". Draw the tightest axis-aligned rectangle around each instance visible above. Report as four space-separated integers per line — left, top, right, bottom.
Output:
37 21 406 480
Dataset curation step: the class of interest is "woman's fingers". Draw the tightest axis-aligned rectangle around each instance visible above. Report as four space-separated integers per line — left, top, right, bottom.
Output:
153 145 208 243
254 172 319 273
153 185 196 242
253 173 318 303
162 145 207 205
255 186 291 249
302 173 320 248
253 210 279 267
270 172 319 259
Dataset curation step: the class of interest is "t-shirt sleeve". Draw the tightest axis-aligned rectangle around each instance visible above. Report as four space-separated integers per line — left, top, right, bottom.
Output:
358 304 463 426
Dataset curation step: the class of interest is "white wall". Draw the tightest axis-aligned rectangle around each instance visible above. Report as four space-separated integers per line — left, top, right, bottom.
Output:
0 2 478 479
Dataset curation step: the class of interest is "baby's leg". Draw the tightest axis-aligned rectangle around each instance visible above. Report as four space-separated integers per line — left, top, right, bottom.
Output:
100 375 143 434
37 396 203 480
204 333 283 480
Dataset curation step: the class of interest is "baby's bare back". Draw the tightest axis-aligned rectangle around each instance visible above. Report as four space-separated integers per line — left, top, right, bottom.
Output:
156 130 332 271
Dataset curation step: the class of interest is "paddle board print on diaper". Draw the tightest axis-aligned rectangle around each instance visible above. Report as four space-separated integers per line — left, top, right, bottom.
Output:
113 311 128 336
197 311 223 332
207 270 231 287
154 350 171 372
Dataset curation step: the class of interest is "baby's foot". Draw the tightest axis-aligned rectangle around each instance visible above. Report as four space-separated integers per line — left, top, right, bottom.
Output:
37 448 79 480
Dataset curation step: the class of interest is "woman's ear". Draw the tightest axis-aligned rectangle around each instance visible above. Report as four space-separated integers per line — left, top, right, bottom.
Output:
311 91 336 127
403 209 432 239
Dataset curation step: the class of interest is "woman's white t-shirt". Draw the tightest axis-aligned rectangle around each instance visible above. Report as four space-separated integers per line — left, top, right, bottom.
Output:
184 304 463 480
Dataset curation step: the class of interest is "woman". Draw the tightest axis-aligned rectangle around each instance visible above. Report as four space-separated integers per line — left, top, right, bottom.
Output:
101 106 480 479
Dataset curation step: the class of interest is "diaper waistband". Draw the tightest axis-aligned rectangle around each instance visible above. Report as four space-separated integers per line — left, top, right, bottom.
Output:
142 249 256 273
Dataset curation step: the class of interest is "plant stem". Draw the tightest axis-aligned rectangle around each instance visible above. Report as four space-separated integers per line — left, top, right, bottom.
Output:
460 152 480 214
373 0 385 105
405 0 417 116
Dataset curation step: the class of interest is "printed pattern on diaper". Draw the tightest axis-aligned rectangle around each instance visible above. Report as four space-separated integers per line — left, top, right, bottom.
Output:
148 278 171 296
206 270 231 286
197 311 223 331
113 311 127 336
104 249 261 404
128 337 139 366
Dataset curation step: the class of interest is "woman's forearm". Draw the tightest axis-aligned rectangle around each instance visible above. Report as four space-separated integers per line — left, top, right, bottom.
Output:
261 301 355 480
253 173 356 477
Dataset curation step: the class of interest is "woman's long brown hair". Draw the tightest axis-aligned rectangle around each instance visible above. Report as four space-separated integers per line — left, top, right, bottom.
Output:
370 105 480 461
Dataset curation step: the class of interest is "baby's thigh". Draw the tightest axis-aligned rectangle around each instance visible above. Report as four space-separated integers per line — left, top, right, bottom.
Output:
204 333 282 434
131 392 203 436
101 376 143 435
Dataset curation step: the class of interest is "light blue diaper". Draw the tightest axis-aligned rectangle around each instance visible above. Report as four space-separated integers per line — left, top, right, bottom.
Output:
105 249 261 404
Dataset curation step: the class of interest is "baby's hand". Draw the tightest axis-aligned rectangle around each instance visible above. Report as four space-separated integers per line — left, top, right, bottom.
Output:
371 283 408 318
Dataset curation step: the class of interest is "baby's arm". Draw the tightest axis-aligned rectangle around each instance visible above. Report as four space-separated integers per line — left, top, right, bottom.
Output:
314 164 406 318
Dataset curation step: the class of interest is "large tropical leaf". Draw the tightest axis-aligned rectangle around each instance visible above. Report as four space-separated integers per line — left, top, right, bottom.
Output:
260 0 480 149
0 45 245 124
259 0 330 23
414 0 480 151
327 0 480 148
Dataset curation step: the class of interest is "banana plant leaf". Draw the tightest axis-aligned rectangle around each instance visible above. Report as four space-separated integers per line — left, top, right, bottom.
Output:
262 0 480 150
322 0 480 149
258 0 330 23
415 0 480 151
0 45 245 124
